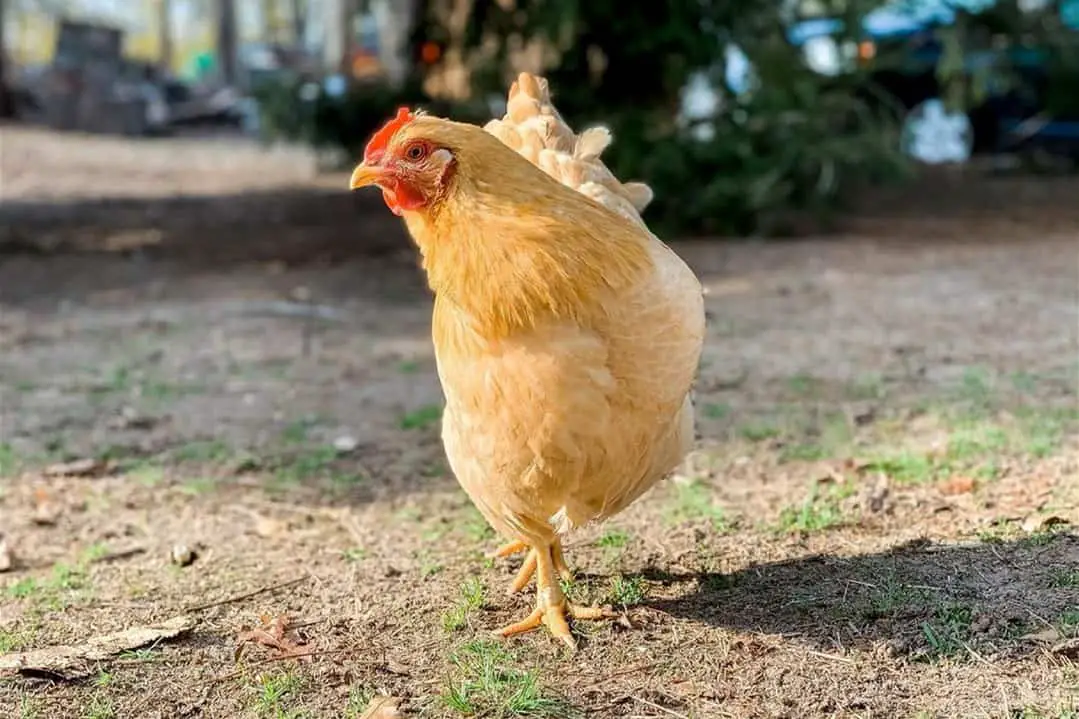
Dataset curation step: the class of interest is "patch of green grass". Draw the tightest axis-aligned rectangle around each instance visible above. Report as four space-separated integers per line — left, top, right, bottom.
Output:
739 422 780 442
442 577 486 632
441 640 577 718
1014 407 1077 458
775 482 852 533
341 547 368 563
6 577 39 599
118 647 159 662
459 509 495 543
421 461 448 478
862 577 929 620
1050 569 1079 589
862 451 937 484
414 548 444 578
1057 607 1079 638
281 417 325 444
664 480 729 529
595 528 630 550
850 374 886 400
1015 707 1079 719
1010 370 1040 394
400 405 443 431
946 423 1009 461
702 402 731 419
82 694 116 719
252 671 306 719
171 439 233 464
0 443 18 476
976 519 1021 545
17 695 41 719
89 364 203 405
786 373 820 395
397 360 421 374
918 602 974 660
0 625 35 652
344 686 376 718
779 442 831 462
4 552 97 609
606 575 646 606
274 446 338 483
179 477 217 496
126 462 166 487
957 366 994 407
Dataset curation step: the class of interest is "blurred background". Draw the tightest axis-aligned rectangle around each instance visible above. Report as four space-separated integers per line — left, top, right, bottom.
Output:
1 3 1078 718
1 0 1078 237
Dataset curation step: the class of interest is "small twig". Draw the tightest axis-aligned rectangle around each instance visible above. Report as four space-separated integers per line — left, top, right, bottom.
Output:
962 639 992 665
90 547 147 564
206 648 364 683
577 663 657 694
802 648 855 664
987 544 1021 569
184 576 308 613
630 696 689 719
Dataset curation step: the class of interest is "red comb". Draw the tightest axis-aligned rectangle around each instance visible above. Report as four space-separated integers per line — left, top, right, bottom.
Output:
364 106 415 164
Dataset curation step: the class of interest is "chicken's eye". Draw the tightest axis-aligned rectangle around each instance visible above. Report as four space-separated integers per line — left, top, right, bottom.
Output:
405 143 427 161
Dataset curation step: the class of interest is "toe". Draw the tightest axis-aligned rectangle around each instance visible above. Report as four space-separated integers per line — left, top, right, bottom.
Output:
489 540 529 559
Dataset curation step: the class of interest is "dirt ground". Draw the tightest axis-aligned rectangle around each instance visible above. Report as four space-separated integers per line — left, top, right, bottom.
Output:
0 126 1077 719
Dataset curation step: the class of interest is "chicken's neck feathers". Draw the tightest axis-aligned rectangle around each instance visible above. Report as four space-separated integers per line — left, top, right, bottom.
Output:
406 180 654 343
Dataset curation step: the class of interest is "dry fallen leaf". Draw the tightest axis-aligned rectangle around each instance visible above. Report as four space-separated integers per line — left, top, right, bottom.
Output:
939 476 976 496
359 695 403 719
0 615 196 679
43 458 106 478
31 487 59 526
235 613 309 661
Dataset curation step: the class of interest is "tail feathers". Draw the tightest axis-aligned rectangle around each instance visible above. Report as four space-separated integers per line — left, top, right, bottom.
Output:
485 72 654 226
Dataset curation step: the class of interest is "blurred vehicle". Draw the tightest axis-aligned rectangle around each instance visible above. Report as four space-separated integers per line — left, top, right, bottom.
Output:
790 1 1079 163
680 1 1079 163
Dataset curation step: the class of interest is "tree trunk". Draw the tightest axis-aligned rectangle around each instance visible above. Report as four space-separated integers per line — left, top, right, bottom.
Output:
0 0 12 119
291 0 306 47
216 0 238 85
261 0 280 43
158 0 174 73
322 0 352 73
372 0 419 88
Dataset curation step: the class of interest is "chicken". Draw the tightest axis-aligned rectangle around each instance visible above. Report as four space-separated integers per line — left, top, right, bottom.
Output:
349 73 706 649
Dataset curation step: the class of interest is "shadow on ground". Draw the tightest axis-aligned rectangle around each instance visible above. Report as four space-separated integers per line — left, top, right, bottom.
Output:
0 186 409 267
644 531 1079 660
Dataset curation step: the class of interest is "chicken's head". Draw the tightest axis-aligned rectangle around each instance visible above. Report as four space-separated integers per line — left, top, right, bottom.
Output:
349 107 458 216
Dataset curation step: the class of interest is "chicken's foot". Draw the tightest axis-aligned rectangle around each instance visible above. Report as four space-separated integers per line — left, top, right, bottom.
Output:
494 542 613 650
490 539 572 594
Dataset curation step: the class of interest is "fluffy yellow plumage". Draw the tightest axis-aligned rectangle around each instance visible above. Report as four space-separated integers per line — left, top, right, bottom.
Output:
349 73 706 649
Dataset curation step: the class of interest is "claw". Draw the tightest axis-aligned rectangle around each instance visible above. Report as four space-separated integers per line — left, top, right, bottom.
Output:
492 542 614 649
489 540 529 559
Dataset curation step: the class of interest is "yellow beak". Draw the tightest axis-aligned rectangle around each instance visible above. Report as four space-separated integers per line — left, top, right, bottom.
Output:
349 163 384 190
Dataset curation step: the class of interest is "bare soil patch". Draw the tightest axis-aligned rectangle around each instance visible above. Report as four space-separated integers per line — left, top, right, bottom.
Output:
0 128 1077 719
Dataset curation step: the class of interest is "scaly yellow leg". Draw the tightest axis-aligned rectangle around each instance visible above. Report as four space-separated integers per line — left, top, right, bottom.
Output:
490 539 573 593
494 542 614 650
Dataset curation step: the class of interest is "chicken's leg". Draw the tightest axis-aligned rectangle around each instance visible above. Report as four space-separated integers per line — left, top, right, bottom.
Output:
494 542 613 650
489 539 572 594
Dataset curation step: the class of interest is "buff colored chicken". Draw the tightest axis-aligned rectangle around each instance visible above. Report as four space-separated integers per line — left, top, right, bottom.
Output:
350 73 705 649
